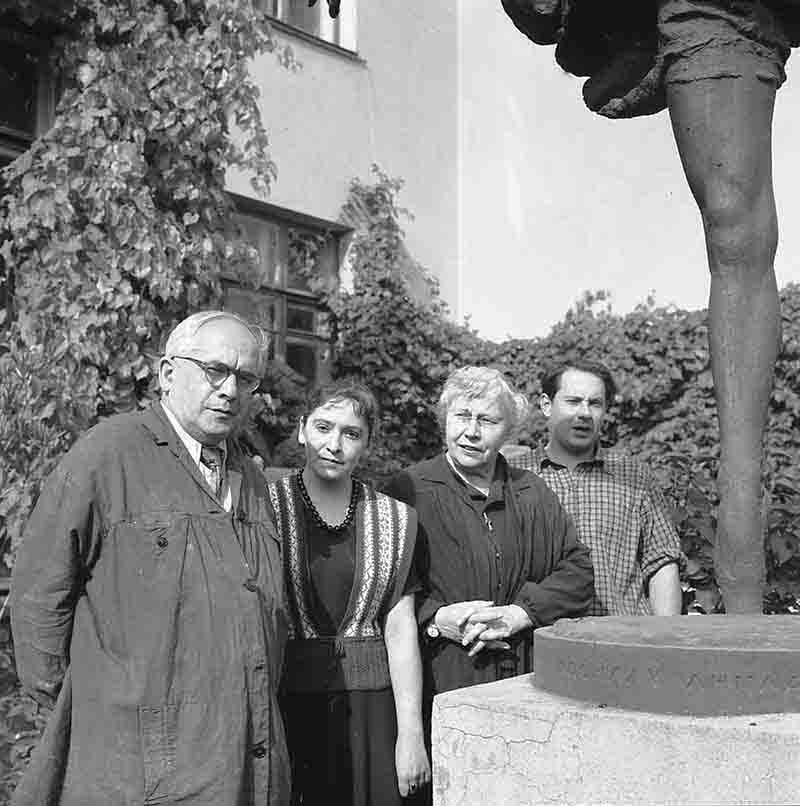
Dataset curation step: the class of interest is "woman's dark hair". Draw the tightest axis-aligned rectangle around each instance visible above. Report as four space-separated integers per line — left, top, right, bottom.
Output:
539 360 618 406
302 381 380 443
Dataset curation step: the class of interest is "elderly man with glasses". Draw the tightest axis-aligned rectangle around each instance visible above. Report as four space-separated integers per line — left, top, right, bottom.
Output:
10 311 290 806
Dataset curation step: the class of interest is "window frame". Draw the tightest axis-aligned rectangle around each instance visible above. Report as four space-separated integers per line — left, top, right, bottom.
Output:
0 23 56 163
258 0 361 59
225 194 350 385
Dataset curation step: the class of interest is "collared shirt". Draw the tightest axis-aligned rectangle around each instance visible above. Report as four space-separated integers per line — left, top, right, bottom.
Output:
520 445 683 616
161 401 232 511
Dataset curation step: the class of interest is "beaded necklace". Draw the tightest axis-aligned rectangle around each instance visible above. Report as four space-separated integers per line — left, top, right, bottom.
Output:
296 470 359 532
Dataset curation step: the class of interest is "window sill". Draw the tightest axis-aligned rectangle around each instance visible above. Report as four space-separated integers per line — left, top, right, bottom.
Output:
266 17 365 65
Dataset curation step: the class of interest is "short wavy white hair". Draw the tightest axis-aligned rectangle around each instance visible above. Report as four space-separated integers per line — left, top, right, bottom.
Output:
163 310 270 372
436 366 530 440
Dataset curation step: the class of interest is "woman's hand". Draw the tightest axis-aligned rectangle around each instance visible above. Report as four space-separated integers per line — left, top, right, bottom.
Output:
395 729 431 798
461 604 532 657
433 601 511 654
433 600 494 642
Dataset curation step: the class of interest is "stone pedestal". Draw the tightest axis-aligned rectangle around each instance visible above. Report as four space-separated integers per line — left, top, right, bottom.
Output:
432 617 800 806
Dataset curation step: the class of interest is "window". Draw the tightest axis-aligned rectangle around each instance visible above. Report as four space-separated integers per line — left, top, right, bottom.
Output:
261 0 357 52
0 24 56 321
0 25 55 165
223 197 347 386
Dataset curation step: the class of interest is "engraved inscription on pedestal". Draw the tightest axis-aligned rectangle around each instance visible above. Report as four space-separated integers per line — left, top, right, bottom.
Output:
533 616 800 715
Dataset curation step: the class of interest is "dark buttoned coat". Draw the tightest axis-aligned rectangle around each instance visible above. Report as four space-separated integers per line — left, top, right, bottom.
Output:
11 404 290 806
385 453 594 697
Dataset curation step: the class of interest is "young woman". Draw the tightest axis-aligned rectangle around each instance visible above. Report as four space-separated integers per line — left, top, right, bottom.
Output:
267 382 430 805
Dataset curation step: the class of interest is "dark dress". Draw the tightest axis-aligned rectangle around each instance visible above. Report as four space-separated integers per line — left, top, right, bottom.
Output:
281 504 418 806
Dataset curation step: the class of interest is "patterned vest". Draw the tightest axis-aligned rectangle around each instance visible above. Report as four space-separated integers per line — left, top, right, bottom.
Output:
267 474 416 691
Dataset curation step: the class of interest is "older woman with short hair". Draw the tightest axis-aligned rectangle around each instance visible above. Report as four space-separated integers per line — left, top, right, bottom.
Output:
385 366 594 702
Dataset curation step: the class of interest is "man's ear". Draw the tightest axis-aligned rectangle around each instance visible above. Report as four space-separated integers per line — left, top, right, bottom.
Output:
539 394 552 418
158 357 174 394
297 417 307 446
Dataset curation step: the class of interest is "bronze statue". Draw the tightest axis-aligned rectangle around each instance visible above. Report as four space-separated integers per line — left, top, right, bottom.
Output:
501 0 800 614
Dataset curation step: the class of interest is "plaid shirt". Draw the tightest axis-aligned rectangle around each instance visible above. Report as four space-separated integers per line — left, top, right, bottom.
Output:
504 445 683 616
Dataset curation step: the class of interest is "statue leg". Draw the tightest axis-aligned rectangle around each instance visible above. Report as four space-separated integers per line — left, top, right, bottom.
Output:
666 74 780 613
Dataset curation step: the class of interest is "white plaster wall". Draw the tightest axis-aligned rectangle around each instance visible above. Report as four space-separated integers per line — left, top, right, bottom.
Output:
228 2 460 313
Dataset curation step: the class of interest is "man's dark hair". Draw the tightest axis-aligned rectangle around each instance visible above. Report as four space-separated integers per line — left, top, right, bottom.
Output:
540 360 618 405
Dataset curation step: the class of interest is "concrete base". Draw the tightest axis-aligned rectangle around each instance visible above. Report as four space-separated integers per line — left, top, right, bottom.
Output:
432 674 800 806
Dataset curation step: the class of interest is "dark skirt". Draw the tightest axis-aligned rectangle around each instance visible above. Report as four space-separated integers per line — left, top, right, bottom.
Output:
283 687 405 806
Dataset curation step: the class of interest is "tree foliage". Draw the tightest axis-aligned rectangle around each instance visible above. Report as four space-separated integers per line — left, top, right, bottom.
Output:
1 0 276 402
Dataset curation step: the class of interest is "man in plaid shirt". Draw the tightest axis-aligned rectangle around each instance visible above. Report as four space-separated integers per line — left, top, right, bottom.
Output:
511 360 683 616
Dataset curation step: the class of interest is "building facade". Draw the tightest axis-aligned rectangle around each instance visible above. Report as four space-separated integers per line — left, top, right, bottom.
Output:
226 0 461 383
0 2 461 384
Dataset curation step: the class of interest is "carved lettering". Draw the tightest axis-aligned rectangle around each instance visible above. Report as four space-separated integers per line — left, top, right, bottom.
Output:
685 673 702 689
557 658 637 688
760 673 780 691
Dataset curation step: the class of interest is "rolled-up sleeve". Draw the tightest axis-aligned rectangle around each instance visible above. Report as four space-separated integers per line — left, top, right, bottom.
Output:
640 473 685 582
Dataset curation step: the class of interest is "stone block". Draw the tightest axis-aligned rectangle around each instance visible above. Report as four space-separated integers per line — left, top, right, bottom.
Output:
432 674 800 806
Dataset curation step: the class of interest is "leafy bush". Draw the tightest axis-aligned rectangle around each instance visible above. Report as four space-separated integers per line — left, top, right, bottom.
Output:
0 330 96 575
0 621 47 803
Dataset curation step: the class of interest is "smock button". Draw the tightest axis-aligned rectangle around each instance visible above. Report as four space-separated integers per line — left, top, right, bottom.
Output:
244 579 259 592
252 744 267 758
156 537 168 549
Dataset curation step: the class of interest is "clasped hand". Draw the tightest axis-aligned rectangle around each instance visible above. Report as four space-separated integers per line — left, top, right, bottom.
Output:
434 601 532 657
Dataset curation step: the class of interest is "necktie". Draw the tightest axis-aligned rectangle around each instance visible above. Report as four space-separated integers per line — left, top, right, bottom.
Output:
200 445 224 497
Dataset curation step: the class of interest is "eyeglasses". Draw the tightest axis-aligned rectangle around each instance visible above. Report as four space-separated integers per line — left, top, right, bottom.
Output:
171 355 261 393
449 410 504 429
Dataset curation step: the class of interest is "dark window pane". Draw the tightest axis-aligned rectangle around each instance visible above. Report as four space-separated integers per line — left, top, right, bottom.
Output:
0 42 37 136
260 0 344 45
237 213 282 287
286 228 314 292
224 286 280 360
286 341 316 382
285 0 321 37
286 304 315 333
288 228 336 293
